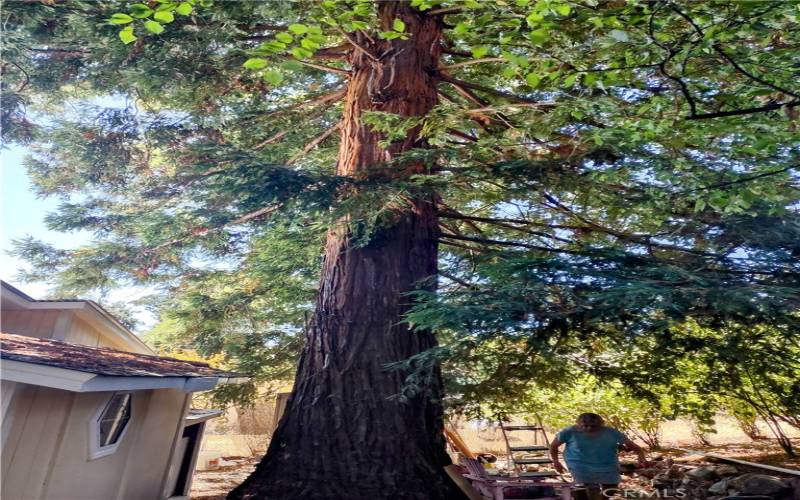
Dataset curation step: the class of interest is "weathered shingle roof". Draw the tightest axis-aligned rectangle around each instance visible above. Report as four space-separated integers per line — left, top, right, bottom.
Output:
0 333 242 379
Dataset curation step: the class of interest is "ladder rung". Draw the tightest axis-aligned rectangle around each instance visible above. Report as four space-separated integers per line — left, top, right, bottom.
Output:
514 458 553 465
519 471 559 477
510 446 549 452
502 425 544 431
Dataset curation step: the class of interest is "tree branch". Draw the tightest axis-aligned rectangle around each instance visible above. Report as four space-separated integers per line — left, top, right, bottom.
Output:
442 57 505 70
439 74 544 105
438 270 480 290
312 44 351 60
427 6 463 16
150 205 281 252
265 87 347 118
678 165 798 193
337 28 379 62
442 48 473 58
648 7 697 117
686 100 800 120
438 233 584 255
669 4 800 99
446 128 479 142
253 130 290 150
287 123 341 164
297 60 350 76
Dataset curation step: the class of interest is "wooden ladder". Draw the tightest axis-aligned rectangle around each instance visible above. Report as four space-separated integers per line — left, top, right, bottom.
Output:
500 422 557 476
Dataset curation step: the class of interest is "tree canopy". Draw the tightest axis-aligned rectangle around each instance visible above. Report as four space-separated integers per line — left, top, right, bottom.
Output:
4 0 799 460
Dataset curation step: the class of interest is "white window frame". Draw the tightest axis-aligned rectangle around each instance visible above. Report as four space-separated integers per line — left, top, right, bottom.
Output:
88 391 132 460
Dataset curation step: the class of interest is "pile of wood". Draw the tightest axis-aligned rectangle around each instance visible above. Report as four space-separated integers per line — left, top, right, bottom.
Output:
620 454 800 500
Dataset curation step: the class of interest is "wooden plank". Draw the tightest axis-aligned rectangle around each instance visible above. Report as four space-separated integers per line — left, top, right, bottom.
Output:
445 425 477 459
444 465 484 500
704 453 800 477
678 449 800 477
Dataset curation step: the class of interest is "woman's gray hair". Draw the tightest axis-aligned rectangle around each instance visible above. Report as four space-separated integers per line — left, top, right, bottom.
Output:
576 412 604 425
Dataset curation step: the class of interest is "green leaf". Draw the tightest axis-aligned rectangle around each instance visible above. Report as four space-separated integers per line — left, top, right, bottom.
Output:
563 73 578 87
281 60 304 71
609 29 629 42
291 47 314 59
300 38 320 50
129 4 154 18
694 199 707 212
243 58 268 70
708 192 728 210
454 22 469 35
153 10 175 23
526 11 544 25
275 32 294 43
263 70 284 86
118 26 137 44
175 2 193 15
393 19 406 32
525 73 541 88
353 3 371 16
306 33 327 43
348 20 368 30
258 41 287 54
109 13 134 25
288 23 309 34
379 31 403 40
471 46 489 58
554 3 571 16
528 29 549 45
144 20 165 33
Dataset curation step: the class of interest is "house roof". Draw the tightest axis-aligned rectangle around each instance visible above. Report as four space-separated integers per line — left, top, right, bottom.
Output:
0 333 247 393
1 281 152 354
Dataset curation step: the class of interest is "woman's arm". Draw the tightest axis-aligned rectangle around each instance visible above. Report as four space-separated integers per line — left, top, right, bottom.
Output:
621 437 649 467
549 437 566 473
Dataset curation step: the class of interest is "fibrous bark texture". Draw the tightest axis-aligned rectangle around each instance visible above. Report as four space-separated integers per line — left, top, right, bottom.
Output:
228 4 464 499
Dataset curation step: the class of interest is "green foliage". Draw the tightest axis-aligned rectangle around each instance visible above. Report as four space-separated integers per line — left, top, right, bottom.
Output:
4 0 799 413
520 378 666 449
109 0 203 42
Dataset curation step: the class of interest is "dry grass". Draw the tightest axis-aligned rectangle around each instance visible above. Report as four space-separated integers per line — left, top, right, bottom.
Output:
454 416 800 455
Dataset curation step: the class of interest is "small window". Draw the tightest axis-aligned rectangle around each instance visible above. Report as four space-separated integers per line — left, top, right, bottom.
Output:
89 392 132 459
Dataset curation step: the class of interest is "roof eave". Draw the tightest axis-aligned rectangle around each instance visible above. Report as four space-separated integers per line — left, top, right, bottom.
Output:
0 359 242 393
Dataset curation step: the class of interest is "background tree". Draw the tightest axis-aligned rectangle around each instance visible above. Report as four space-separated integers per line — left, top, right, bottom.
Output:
4 0 799 497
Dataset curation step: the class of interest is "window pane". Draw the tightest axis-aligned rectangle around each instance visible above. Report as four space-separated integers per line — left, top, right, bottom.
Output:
98 393 131 447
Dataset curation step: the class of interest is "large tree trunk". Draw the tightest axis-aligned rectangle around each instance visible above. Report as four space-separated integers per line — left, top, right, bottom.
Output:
228 4 464 499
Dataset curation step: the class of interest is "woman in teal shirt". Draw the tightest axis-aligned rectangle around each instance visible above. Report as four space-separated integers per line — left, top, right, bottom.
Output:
549 413 647 498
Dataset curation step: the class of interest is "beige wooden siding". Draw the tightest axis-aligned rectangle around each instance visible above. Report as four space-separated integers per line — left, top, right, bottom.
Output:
64 316 102 347
65 316 143 353
1 385 75 500
117 390 190 500
45 391 144 500
0 385 189 500
0 310 60 339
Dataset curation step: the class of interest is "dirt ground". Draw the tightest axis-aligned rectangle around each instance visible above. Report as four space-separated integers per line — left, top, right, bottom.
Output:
190 419 800 499
190 457 258 500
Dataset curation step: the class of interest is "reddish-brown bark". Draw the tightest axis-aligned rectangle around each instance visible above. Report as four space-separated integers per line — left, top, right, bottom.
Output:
228 4 464 499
